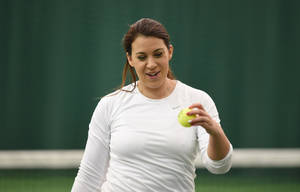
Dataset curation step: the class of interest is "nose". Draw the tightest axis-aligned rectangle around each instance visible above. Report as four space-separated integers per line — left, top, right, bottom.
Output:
146 57 157 70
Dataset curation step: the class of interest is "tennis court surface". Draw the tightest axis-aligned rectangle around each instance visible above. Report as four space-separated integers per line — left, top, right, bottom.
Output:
1 168 299 192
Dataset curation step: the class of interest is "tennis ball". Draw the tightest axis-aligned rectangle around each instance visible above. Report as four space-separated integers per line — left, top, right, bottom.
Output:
178 108 196 127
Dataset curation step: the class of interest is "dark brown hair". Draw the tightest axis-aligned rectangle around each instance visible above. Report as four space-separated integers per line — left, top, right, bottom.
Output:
120 18 175 92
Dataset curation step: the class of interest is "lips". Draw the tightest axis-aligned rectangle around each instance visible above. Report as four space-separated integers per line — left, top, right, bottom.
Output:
146 71 160 76
146 71 160 78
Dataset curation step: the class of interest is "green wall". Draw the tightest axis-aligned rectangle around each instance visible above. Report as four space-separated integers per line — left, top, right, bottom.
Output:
1 0 299 149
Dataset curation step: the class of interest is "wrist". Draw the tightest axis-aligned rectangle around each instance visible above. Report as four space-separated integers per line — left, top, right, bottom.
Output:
209 124 223 137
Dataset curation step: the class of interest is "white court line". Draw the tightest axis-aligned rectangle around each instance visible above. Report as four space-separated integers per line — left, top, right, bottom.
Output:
0 149 300 169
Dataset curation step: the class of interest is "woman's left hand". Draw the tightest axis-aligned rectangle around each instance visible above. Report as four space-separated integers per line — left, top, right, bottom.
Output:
187 103 222 136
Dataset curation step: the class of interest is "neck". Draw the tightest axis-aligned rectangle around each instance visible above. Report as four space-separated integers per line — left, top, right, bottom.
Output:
138 79 176 99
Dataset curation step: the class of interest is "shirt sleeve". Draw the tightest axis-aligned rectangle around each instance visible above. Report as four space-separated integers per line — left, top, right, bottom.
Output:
196 91 233 174
201 142 233 174
71 97 111 192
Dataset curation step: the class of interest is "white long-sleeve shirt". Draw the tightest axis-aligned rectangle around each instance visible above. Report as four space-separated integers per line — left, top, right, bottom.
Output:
72 80 233 192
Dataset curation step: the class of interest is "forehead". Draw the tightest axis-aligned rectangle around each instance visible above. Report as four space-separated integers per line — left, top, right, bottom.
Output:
131 35 167 53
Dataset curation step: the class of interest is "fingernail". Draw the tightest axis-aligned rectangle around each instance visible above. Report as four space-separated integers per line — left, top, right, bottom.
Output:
188 120 192 123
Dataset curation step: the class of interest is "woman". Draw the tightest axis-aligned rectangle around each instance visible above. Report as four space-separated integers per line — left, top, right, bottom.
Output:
72 18 233 192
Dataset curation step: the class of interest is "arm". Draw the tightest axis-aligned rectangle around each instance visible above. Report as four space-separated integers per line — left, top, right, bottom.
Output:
72 98 111 191
189 106 230 160
189 102 232 174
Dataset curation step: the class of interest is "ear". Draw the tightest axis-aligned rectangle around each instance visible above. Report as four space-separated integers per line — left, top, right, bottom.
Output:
126 52 134 67
168 44 174 61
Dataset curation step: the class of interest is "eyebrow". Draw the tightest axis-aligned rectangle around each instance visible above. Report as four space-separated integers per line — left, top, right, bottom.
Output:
136 48 164 55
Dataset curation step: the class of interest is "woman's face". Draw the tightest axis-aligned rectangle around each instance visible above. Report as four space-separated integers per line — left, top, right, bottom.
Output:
127 35 173 90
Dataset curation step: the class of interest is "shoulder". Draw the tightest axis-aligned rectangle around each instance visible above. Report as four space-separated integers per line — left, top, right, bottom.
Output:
91 83 137 124
177 81 218 111
96 83 137 110
177 81 212 101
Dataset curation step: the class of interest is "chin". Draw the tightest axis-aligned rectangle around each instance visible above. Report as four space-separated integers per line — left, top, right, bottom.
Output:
144 80 166 89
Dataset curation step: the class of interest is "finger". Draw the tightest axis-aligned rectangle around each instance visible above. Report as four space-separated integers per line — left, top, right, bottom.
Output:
189 103 205 111
190 116 210 126
186 108 208 116
187 109 210 118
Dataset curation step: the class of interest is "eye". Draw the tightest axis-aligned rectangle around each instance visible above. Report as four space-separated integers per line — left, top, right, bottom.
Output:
154 52 163 58
137 55 146 61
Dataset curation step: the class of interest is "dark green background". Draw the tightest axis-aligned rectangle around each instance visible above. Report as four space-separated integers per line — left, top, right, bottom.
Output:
1 0 299 149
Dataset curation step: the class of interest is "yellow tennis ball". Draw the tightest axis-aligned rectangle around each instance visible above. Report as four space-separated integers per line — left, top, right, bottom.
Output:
178 108 196 127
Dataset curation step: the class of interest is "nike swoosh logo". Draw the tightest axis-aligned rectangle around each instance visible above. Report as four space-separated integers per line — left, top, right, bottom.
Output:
172 105 181 110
